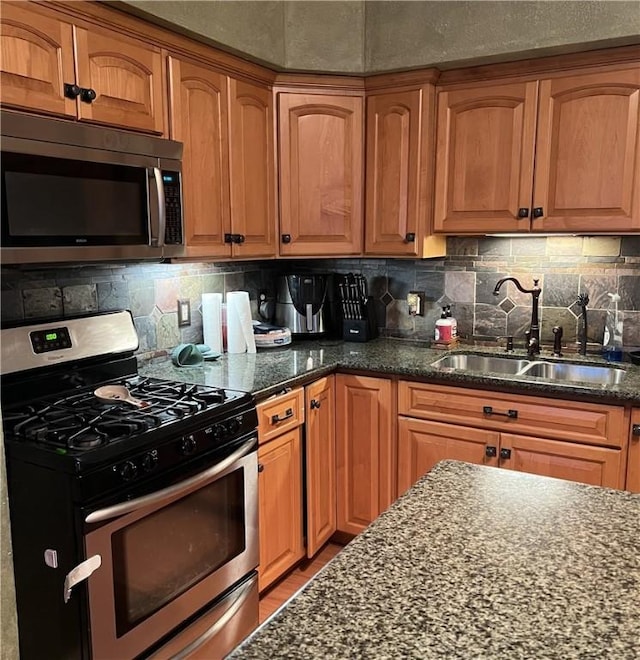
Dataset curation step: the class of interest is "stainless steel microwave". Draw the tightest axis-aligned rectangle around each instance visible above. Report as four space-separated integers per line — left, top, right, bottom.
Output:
1 110 185 265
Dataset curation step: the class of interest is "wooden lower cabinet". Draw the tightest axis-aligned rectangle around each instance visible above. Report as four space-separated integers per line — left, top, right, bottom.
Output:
398 417 625 493
627 409 640 493
257 428 304 592
305 376 337 558
398 380 628 493
335 374 394 536
398 417 498 495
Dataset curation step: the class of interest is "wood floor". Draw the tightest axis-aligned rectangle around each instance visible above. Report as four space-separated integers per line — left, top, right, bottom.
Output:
258 542 344 623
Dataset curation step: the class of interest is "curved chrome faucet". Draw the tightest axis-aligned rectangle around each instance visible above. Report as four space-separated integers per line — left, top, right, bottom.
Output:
493 277 542 357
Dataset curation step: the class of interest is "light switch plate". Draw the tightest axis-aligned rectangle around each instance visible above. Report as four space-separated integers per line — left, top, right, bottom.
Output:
407 291 425 316
177 298 191 326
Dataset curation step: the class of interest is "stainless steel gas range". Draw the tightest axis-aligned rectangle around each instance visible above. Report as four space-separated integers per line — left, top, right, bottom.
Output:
1 310 259 660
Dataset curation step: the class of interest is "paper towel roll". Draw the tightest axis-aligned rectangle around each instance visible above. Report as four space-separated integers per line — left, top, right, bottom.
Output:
202 293 223 354
226 291 256 354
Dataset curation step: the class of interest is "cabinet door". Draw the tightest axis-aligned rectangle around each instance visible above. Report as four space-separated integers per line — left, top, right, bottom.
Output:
169 57 231 258
335 375 394 536
365 89 423 256
257 428 304 592
305 376 336 558
533 66 640 233
434 80 538 233
278 93 363 256
626 409 640 493
228 78 276 258
75 26 165 133
500 433 625 489
398 416 499 495
0 2 76 117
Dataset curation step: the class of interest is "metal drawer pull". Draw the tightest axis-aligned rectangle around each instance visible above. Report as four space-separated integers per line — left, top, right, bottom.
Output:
483 405 518 419
500 448 512 460
271 408 293 424
485 446 497 458
147 574 257 660
310 399 321 410
632 424 640 437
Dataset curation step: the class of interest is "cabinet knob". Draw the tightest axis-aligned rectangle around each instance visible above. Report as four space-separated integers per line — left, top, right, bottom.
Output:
224 233 233 244
500 448 512 460
80 87 97 103
517 208 530 218
236 234 245 244
532 207 544 219
405 233 416 243
310 399 321 410
281 234 291 244
632 424 640 438
485 446 497 458
258 463 264 473
64 83 81 99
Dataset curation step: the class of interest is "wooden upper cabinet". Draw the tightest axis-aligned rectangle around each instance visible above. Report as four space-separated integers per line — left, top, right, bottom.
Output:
0 2 165 134
228 79 276 258
0 2 76 118
533 66 640 233
169 56 231 258
278 93 364 256
74 27 165 134
365 87 445 258
434 80 538 234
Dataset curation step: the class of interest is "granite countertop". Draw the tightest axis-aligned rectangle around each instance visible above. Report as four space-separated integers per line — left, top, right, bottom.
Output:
229 461 640 659
139 338 640 404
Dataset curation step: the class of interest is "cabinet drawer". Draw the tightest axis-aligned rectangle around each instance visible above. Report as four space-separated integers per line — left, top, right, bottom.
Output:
398 381 627 449
257 388 304 444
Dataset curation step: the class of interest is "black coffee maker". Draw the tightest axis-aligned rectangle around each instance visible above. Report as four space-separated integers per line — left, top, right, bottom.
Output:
274 274 330 336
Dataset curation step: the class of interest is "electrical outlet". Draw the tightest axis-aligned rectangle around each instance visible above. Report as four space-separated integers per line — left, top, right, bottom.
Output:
177 298 191 326
407 291 425 316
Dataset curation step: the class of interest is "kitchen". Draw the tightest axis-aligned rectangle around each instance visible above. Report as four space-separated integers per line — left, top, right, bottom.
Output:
1 1 640 658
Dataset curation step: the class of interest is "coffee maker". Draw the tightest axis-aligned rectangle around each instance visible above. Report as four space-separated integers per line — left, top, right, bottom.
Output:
275 274 330 336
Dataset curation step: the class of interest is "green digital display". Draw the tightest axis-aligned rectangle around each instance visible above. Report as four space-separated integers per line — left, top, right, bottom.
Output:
45 332 58 341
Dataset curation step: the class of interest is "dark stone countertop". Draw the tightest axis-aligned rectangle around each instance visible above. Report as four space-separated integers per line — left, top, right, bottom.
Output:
139 338 640 404
229 460 640 659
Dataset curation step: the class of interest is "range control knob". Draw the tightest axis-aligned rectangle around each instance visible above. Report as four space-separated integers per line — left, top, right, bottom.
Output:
119 460 138 481
180 435 197 455
212 424 226 442
227 417 240 435
141 452 158 472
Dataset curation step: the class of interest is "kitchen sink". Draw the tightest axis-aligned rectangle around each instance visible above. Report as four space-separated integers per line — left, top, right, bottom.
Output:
430 354 530 375
519 361 626 386
431 352 627 387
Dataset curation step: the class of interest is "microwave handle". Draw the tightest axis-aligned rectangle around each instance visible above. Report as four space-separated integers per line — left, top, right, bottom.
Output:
85 436 256 524
148 167 166 247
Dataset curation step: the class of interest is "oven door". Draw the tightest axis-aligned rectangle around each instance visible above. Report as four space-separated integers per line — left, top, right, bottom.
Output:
82 436 258 660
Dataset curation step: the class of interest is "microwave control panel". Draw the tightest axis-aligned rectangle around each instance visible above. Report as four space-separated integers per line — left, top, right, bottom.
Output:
162 171 183 245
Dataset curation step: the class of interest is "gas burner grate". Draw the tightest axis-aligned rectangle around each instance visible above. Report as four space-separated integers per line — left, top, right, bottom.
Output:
2 376 243 452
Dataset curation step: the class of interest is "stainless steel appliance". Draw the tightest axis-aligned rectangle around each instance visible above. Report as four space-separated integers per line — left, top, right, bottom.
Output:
0 110 184 265
1 311 258 660
274 274 329 336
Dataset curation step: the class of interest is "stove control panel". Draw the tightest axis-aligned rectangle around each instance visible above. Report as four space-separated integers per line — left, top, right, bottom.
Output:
30 327 72 354
99 410 258 492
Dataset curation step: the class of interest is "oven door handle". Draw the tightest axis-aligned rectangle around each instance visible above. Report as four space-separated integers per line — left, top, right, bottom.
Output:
85 437 256 524
147 573 257 660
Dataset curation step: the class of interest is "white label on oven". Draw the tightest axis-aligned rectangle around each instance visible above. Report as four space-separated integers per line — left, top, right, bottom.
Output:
63 555 102 603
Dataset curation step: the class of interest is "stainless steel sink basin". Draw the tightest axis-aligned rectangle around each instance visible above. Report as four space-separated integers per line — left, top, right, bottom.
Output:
431 354 530 375
519 361 626 386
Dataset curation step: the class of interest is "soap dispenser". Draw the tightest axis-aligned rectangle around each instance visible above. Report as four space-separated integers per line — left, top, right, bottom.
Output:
435 307 453 344
602 293 623 362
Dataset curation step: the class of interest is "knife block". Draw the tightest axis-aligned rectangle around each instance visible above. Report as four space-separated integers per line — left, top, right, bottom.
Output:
342 298 378 342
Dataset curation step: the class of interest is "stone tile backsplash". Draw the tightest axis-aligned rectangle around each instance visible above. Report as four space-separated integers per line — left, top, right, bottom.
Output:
2 236 639 358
